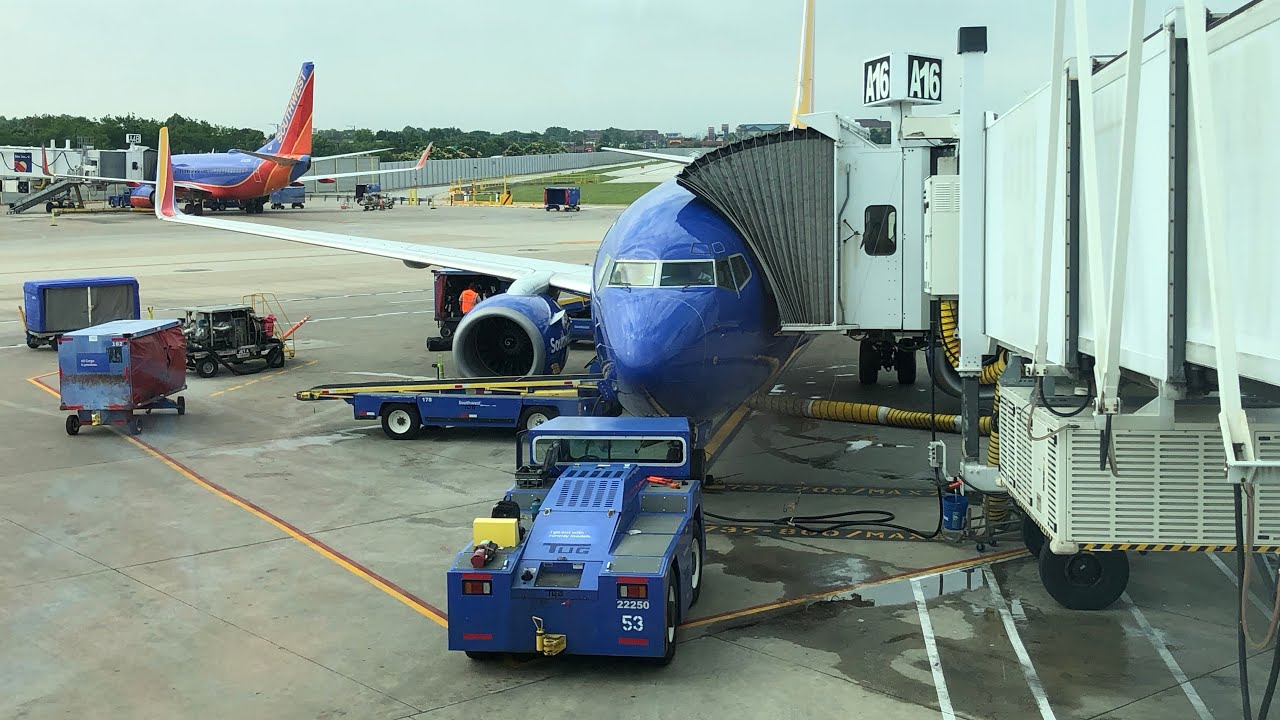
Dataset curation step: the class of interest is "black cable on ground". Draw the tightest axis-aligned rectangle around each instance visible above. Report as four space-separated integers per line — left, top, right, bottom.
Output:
704 487 943 540
1237 483 1255 720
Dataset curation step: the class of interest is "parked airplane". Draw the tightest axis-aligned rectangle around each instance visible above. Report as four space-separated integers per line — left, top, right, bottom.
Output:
152 2 822 455
41 62 429 215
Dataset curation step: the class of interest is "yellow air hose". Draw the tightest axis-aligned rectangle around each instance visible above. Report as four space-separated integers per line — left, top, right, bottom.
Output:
939 299 1007 385
747 394 992 436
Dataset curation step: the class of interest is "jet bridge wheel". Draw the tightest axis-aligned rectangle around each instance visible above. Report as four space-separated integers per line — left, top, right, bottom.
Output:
858 340 880 385
381 404 422 440
895 350 917 385
1037 544 1129 611
1021 513 1045 558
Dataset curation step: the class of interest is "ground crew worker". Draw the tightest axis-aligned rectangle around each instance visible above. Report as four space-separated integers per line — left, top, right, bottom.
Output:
460 283 481 314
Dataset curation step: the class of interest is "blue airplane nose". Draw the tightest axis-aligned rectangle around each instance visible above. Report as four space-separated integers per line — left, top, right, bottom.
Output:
600 293 708 417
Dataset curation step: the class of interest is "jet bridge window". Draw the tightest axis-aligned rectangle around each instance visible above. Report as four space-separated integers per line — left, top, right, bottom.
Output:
659 260 715 287
863 205 898 256
607 261 657 287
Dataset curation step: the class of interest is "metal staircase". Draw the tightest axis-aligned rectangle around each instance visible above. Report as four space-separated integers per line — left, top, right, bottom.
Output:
6 179 83 215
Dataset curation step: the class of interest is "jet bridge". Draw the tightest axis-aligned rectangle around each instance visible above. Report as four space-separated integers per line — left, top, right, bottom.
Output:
675 113 943 337
949 0 1280 616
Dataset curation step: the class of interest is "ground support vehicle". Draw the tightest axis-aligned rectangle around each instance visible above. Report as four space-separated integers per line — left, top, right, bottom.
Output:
543 186 581 211
269 186 306 209
21 276 140 348
57 319 187 436
295 374 620 439
181 304 286 378
447 416 704 664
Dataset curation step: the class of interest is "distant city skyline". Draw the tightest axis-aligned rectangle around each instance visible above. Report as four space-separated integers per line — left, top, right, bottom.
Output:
7 1 1193 136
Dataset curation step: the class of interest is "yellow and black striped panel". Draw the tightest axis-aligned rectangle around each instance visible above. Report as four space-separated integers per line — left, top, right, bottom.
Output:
1082 542 1280 553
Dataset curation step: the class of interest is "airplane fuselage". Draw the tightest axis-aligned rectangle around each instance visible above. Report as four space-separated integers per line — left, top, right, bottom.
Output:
131 153 312 207
591 180 808 437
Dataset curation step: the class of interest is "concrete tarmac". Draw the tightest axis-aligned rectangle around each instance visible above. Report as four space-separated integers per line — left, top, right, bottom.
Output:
0 204 1272 719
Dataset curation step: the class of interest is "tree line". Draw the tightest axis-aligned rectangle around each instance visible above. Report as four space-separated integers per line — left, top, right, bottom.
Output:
0 114 659 159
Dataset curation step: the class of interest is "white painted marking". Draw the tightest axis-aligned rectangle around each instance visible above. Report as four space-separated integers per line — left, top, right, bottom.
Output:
910 579 956 720
309 317 347 323
846 441 874 452
1207 553 1271 615
1120 592 1213 720
390 299 427 304
982 567 1056 720
0 344 23 350
0 319 21 325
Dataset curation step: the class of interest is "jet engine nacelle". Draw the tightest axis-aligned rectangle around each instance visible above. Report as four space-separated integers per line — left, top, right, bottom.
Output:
453 293 571 377
129 186 156 209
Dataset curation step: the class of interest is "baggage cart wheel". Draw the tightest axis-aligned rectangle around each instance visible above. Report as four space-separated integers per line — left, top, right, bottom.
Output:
26 333 41 349
196 356 219 378
653 567 679 666
177 396 186 416
381 404 421 440
895 349 917 385
689 518 704 605
519 407 558 431
1021 513 1045 558
129 418 142 436
65 415 80 436
858 340 879 385
1038 545 1128 611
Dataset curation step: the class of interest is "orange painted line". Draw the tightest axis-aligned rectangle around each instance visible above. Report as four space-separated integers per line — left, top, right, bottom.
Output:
26 373 448 627
681 547 1027 630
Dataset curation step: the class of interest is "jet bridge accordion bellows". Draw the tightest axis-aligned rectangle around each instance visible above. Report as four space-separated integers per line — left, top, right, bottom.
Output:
676 128 836 327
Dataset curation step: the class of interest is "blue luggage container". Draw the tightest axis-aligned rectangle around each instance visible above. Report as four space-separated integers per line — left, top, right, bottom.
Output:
21 276 140 349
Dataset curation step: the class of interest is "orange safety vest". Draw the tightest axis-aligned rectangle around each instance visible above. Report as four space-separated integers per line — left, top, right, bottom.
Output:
460 289 480 314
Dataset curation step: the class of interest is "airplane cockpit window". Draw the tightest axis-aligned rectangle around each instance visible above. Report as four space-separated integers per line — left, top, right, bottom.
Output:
716 258 736 291
659 260 715 287
607 261 657 287
729 254 751 290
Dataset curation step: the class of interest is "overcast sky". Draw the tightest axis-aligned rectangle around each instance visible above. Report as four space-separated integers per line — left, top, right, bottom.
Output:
7 1 1203 135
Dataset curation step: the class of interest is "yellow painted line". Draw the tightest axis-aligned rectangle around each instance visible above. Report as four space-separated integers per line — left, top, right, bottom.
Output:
681 548 1028 630
210 359 318 398
25 372 448 628
26 372 59 398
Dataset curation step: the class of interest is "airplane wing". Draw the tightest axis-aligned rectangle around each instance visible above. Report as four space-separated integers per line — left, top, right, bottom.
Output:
151 129 591 295
299 143 432 183
312 148 393 161
600 147 696 165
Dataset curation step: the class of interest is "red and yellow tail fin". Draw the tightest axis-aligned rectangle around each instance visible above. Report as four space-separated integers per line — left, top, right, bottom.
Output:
155 127 179 219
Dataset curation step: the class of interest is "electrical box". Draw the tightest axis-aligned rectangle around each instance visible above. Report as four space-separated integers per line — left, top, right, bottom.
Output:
923 175 960 296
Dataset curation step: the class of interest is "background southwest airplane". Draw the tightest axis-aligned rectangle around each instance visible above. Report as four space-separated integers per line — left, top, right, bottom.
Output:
43 62 429 215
